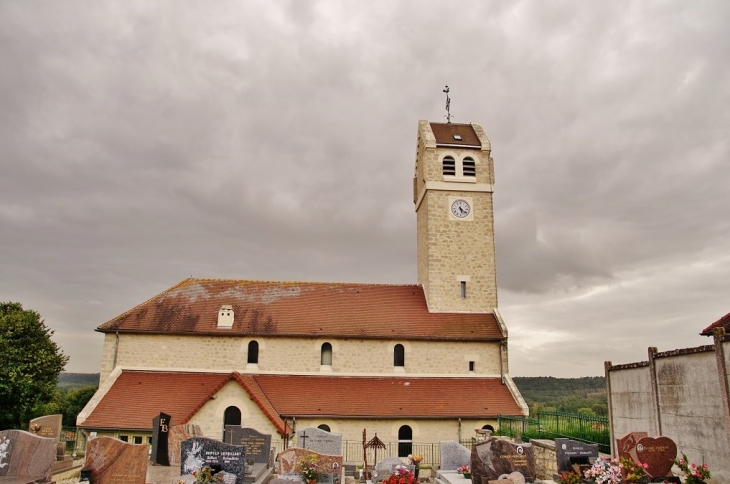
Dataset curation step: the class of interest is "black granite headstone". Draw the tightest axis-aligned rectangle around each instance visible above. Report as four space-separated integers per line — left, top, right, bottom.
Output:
181 437 246 484
555 438 598 473
151 412 171 466
225 427 272 465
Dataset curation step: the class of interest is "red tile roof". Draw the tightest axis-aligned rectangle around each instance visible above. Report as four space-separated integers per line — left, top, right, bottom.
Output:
700 311 730 336
429 123 481 147
80 371 523 431
96 278 504 341
79 371 230 431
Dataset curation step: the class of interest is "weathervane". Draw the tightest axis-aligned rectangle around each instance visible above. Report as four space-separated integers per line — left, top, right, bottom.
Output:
443 85 453 123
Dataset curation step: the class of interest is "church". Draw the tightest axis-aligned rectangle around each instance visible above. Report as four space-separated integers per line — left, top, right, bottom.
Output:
77 120 528 454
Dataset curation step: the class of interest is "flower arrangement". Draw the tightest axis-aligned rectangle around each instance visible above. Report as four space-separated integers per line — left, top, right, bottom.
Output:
619 457 647 483
192 466 223 483
584 458 622 484
558 471 582 484
296 453 323 483
457 465 471 475
408 454 424 468
383 465 417 484
674 453 711 484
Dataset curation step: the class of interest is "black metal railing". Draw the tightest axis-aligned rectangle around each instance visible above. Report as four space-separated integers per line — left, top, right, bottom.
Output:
497 411 610 454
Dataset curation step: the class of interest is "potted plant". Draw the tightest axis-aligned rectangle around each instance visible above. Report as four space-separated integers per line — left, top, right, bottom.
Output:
675 453 711 484
297 453 322 484
192 466 223 483
457 465 471 480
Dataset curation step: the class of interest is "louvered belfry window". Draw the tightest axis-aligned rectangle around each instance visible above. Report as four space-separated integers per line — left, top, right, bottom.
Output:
463 157 476 177
442 156 456 176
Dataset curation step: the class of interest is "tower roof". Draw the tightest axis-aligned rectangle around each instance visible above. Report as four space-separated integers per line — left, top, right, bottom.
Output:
429 122 481 148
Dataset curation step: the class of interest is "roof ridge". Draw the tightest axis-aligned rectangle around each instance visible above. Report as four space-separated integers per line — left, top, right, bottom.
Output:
187 278 420 288
234 373 290 435
179 372 233 424
98 277 194 329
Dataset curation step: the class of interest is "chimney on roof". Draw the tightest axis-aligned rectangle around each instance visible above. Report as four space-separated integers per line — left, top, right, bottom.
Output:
218 305 234 329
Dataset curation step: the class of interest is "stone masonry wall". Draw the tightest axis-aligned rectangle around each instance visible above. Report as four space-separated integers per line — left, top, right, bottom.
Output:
414 120 498 313
100 333 503 383
530 439 557 480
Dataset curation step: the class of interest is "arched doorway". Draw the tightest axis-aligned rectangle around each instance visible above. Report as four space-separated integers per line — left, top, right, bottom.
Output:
223 406 242 440
317 424 331 432
398 425 412 457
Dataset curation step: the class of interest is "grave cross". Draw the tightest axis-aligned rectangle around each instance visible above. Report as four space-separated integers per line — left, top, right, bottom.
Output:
299 430 309 449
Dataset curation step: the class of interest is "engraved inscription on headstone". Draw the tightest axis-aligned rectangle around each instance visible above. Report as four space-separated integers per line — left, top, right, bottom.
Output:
181 437 246 484
226 427 272 465
635 436 677 479
555 438 598 473
297 427 342 456
28 414 63 440
151 412 171 466
616 432 649 463
472 438 536 484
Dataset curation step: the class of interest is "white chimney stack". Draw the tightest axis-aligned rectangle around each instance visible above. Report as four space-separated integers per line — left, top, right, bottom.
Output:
217 305 234 328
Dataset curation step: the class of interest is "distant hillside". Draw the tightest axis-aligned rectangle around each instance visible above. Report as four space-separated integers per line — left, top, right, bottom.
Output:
512 376 607 416
58 373 100 390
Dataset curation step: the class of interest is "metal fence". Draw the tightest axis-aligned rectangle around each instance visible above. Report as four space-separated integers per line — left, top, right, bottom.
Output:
497 411 610 454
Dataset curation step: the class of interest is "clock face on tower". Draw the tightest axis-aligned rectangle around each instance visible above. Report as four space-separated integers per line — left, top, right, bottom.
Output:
450 199 471 218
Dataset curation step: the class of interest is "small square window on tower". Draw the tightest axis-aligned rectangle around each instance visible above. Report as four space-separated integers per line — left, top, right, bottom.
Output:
469 361 475 372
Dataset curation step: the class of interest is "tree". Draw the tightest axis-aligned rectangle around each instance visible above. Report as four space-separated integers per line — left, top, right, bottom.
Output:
0 302 69 429
61 385 98 427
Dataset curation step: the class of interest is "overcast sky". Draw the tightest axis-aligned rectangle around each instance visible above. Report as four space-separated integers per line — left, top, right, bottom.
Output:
1 1 728 378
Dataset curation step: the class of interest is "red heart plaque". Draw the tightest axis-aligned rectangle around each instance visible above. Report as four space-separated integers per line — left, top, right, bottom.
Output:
635 436 677 478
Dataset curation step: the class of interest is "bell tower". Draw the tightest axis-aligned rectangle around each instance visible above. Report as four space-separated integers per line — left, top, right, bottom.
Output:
413 120 497 313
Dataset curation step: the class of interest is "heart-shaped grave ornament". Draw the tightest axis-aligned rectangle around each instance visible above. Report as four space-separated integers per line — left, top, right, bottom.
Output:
635 436 677 478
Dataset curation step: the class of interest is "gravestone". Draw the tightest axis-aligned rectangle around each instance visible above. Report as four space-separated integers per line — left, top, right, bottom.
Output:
169 424 204 465
84 436 149 484
635 436 676 480
472 438 536 484
151 412 171 466
0 429 57 483
298 427 342 456
277 447 344 484
225 427 272 465
372 457 405 482
181 437 246 484
28 414 62 440
555 438 599 473
440 440 471 471
616 431 649 463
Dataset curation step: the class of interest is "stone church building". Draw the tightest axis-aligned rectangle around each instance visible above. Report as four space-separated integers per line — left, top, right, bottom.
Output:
77 120 528 451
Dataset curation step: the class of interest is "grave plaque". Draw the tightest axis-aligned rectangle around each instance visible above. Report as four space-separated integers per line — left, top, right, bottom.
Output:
181 437 246 484
440 440 471 471
555 438 599 473
298 427 342 456
28 414 63 440
226 427 272 465
616 431 649 463
277 447 344 483
151 412 172 466
0 429 57 483
85 436 148 484
635 436 676 479
472 438 536 484
169 424 204 465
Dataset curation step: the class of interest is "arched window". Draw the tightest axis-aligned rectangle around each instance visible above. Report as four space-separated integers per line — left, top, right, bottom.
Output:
482 424 494 431
317 424 331 432
462 157 476 177
394 344 405 367
321 342 332 366
442 156 456 176
247 340 259 364
223 406 242 441
397 425 413 457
